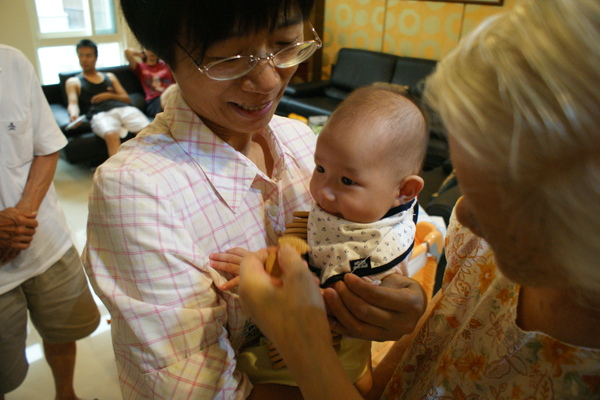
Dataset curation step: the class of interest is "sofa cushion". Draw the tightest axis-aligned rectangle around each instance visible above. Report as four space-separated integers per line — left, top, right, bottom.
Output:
323 86 350 101
330 48 397 91
277 95 342 117
391 57 437 91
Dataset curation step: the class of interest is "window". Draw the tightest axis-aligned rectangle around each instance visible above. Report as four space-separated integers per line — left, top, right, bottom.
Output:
37 43 121 86
34 0 116 36
29 0 125 84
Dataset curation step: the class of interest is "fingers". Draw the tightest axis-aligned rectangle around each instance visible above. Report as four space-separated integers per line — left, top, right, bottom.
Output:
217 276 240 291
276 245 309 278
209 253 242 274
323 283 370 337
0 229 36 246
0 247 21 264
335 278 394 327
0 208 38 243
210 247 254 290
239 249 273 299
323 273 427 342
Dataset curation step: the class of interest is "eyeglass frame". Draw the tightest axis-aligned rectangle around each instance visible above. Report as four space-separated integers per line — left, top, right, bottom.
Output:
176 22 322 81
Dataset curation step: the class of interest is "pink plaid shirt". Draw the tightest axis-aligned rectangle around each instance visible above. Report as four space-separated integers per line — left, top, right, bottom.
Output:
83 89 315 399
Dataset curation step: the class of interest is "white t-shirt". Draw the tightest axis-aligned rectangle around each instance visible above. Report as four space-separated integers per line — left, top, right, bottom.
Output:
0 44 72 294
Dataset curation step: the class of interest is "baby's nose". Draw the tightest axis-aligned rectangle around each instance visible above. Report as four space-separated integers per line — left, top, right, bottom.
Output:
317 186 335 204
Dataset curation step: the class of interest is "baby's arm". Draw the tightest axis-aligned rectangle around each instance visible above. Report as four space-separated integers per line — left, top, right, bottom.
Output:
209 247 249 290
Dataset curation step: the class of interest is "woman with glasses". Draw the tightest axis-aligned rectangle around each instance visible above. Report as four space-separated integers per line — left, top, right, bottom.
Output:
83 0 427 399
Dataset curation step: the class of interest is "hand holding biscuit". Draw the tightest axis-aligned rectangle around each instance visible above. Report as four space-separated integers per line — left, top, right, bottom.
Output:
264 235 310 277
239 245 331 356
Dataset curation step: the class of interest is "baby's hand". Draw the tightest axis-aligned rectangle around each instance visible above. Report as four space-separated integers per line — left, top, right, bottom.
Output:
209 247 249 290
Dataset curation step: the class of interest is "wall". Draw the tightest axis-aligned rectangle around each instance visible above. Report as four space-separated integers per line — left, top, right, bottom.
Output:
0 0 137 81
0 0 37 66
320 0 519 78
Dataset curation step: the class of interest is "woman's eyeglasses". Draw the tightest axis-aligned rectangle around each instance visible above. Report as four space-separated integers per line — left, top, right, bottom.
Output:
177 23 322 81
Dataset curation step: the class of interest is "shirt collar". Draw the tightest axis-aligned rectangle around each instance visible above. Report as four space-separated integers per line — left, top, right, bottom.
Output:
162 88 293 212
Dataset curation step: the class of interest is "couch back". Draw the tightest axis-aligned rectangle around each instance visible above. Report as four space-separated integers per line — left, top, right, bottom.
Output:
328 48 398 100
390 56 437 91
57 65 145 110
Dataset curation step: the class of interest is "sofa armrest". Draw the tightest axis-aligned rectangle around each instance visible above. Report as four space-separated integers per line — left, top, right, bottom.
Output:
50 104 71 129
284 80 330 97
49 103 93 137
42 84 63 105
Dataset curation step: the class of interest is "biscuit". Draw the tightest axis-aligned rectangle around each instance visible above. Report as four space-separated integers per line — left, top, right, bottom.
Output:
284 228 307 234
278 235 310 254
265 252 277 275
263 235 310 277
285 222 308 229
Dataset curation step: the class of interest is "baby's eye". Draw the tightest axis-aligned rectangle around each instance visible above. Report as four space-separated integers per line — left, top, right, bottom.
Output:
341 177 354 185
315 165 324 173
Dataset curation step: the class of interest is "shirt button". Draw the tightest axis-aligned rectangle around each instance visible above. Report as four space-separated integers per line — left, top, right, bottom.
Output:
268 205 279 217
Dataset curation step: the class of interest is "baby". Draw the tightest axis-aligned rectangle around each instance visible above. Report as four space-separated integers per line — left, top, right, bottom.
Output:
307 82 428 288
213 82 429 393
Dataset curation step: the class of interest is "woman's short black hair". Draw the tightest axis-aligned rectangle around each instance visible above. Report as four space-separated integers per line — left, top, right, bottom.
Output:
121 0 315 67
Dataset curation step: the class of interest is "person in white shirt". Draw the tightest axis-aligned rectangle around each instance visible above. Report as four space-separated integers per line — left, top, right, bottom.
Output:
0 44 100 400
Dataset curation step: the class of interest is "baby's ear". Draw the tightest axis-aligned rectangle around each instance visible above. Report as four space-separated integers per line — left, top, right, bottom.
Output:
394 175 424 206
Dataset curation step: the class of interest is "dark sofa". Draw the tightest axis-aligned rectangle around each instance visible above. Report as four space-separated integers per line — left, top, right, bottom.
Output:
276 47 438 117
42 65 148 166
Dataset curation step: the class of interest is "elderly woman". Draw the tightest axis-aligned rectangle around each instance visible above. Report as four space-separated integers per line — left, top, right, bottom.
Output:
238 0 600 398
83 0 426 398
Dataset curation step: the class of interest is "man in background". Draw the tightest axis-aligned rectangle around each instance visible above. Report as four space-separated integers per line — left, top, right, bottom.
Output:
0 44 100 400
66 39 149 157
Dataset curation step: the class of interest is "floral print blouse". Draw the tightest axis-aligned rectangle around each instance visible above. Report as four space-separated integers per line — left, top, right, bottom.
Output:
382 214 600 400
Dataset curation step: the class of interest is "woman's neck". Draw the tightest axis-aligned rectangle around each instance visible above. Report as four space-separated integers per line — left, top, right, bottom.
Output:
204 122 273 177
203 119 253 153
517 285 600 349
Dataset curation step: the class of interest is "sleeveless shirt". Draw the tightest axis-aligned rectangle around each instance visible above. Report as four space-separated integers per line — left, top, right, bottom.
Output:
78 73 128 118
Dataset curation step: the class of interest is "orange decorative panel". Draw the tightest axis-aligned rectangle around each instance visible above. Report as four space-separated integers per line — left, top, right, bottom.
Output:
320 0 518 79
383 1 463 59
462 0 518 36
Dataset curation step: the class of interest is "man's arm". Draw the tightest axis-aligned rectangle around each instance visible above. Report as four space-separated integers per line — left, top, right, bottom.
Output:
125 48 144 70
105 72 132 104
17 151 60 213
65 77 81 122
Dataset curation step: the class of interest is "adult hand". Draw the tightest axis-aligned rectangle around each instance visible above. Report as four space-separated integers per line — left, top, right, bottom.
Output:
323 273 427 342
0 247 22 264
239 245 330 348
91 92 113 103
0 208 38 249
209 247 249 290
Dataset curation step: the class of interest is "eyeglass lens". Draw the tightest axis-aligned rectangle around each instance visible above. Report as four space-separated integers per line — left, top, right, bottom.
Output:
205 41 319 80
